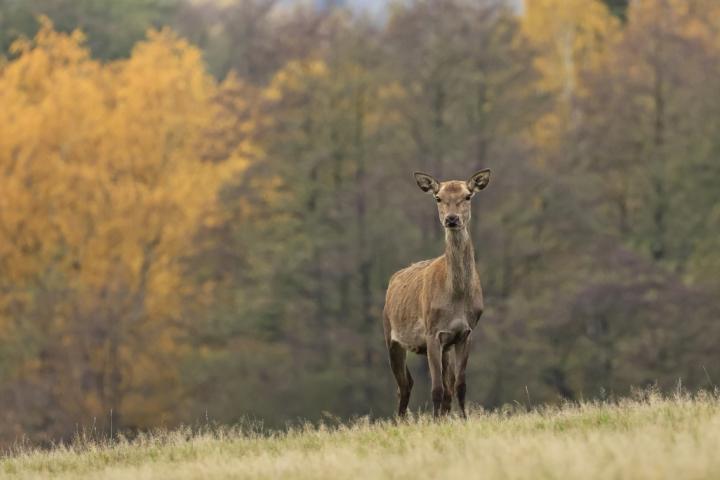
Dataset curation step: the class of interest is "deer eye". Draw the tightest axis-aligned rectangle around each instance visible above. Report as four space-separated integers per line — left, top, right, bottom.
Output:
434 196 441 203
465 195 472 201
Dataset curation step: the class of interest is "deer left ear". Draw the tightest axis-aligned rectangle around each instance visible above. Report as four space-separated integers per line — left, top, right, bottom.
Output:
467 169 491 192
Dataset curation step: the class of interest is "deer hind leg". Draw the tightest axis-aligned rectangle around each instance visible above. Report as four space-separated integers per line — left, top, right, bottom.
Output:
441 349 455 415
388 340 413 417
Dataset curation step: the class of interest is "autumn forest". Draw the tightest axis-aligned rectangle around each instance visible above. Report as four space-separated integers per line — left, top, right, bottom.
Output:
1 0 719 446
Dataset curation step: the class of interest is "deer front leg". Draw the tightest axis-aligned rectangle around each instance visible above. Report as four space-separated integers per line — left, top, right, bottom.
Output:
454 330 472 418
441 349 455 415
426 334 444 418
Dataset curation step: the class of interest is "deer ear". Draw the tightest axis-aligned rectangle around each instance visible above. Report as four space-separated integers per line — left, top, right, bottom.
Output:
467 169 491 192
414 172 440 194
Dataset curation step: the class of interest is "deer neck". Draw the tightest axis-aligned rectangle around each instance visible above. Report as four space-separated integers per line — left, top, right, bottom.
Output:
444 227 475 298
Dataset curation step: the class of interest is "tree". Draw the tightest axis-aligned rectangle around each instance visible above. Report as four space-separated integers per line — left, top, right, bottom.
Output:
522 0 619 155
0 19 247 442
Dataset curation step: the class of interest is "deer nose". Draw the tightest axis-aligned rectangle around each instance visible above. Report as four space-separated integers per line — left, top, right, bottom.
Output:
444 214 460 227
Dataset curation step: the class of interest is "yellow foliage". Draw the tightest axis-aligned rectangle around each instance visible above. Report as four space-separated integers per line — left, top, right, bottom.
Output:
263 58 330 103
0 20 250 429
522 0 619 158
523 0 619 99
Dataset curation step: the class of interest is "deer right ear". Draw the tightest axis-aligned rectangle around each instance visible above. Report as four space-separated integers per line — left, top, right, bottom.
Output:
414 172 440 194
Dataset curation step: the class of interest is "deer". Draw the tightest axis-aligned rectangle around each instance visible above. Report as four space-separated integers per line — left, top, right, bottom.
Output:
382 169 491 418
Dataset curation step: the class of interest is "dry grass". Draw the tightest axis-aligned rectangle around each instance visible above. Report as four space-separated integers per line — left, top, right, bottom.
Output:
2 391 720 479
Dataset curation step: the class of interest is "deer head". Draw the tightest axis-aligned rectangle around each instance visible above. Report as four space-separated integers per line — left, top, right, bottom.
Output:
414 169 491 230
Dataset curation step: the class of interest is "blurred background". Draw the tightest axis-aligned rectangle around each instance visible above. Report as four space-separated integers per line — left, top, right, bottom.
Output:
1 0 719 446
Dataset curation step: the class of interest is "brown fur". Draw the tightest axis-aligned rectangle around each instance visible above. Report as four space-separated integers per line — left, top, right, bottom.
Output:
383 170 490 417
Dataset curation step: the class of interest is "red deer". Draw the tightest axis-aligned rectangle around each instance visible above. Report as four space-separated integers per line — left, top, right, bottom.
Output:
383 169 490 418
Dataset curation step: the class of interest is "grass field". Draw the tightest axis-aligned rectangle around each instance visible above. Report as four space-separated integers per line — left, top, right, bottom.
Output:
2 391 720 479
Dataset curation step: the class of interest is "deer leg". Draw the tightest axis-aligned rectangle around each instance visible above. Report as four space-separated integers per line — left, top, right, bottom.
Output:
442 349 455 415
454 330 472 419
388 341 412 417
427 335 444 418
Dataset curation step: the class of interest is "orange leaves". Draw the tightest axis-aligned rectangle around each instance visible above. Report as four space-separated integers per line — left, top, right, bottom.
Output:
0 20 252 429
523 0 619 99
522 0 620 158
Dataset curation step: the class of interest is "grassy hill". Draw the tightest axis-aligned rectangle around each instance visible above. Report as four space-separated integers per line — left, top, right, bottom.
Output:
2 392 719 479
